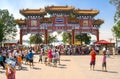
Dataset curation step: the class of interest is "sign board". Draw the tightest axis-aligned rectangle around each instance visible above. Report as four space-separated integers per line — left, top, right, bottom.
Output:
55 17 64 23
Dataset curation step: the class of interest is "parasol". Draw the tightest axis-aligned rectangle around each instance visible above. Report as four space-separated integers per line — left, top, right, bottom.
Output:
94 40 112 44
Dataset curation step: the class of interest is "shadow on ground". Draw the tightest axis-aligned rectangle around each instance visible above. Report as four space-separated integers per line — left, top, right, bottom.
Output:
0 70 5 73
58 64 67 69
94 69 118 73
16 66 28 71
61 59 71 61
33 67 41 70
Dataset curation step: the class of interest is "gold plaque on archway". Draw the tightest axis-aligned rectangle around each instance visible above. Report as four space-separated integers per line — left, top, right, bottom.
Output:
75 41 81 45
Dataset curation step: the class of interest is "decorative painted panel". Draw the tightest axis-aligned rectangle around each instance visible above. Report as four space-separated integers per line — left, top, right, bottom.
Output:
83 20 89 27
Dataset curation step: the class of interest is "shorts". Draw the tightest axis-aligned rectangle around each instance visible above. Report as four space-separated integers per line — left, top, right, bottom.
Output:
102 62 106 67
29 58 33 63
52 59 57 63
90 61 95 65
48 58 52 62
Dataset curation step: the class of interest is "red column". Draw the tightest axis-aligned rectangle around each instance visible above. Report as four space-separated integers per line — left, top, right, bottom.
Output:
64 15 67 24
96 29 99 42
20 29 23 45
72 30 75 44
45 30 48 44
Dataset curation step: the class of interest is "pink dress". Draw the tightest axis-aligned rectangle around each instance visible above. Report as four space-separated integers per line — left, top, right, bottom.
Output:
7 68 16 79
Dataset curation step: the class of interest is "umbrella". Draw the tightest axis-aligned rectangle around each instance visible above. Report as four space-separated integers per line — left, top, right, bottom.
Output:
94 40 112 44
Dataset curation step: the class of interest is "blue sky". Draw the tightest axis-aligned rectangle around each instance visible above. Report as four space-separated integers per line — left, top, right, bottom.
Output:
0 0 116 41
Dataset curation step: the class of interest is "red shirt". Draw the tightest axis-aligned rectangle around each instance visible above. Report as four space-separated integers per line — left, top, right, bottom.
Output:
90 50 96 61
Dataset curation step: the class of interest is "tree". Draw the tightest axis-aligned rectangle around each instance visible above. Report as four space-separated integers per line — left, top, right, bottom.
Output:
110 0 120 22
62 32 72 44
0 22 4 43
29 34 43 45
75 33 91 45
112 21 120 38
48 34 57 44
112 20 120 47
29 33 58 45
0 9 17 43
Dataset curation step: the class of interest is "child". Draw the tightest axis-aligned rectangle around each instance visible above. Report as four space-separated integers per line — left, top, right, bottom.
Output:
5 64 16 79
52 50 59 67
89 48 96 70
102 52 107 72
17 55 22 70
38 50 43 64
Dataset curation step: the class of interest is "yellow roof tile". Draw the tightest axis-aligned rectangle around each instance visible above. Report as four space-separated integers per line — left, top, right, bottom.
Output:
20 9 46 15
74 9 99 15
16 19 25 24
93 19 104 25
45 5 74 11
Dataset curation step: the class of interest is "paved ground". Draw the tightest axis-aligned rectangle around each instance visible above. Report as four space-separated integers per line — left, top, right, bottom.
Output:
0 55 120 79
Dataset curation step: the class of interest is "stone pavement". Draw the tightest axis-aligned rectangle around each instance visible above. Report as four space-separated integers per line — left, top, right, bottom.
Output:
0 55 120 79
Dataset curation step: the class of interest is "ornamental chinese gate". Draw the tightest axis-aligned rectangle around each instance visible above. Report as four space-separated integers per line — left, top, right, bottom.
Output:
16 6 104 45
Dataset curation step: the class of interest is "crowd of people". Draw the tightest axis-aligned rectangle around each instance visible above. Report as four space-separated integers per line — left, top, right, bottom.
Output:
0 44 119 79
0 45 62 79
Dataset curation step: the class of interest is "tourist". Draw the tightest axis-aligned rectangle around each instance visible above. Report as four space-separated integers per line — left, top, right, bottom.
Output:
52 49 59 67
102 52 107 72
58 47 61 65
38 49 43 64
75 46 79 55
5 63 16 79
47 47 53 65
0 52 5 69
95 45 99 54
102 47 106 54
2 48 7 63
89 47 96 70
17 54 22 70
28 50 34 67
106 48 110 57
24 50 29 64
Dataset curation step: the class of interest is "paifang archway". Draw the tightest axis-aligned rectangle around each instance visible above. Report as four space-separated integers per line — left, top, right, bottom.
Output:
16 5 104 45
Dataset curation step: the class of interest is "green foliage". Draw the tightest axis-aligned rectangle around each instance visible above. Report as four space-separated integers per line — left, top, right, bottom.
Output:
62 32 72 44
0 22 4 42
0 9 17 42
112 20 120 38
29 34 43 45
48 34 57 44
110 0 120 22
75 33 91 45
29 33 58 45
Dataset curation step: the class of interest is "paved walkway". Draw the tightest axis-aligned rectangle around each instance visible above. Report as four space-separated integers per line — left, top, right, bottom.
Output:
0 55 120 79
